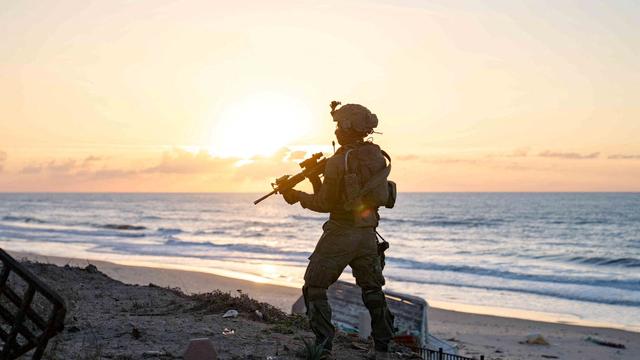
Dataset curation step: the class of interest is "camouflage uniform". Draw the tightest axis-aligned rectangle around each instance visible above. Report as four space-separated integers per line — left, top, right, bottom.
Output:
288 141 395 352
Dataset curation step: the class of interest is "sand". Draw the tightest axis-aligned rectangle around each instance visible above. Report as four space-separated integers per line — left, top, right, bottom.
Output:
7 251 640 360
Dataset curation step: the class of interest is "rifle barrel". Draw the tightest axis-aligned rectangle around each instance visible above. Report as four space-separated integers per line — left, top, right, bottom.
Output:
253 189 277 205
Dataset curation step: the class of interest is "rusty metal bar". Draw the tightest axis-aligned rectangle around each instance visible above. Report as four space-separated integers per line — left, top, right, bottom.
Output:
0 305 37 342
0 249 66 359
2 285 35 358
1 286 47 329
0 251 64 305
0 266 10 296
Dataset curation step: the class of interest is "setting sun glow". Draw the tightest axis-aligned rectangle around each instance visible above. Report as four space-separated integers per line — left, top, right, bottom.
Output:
1 1 638 192
209 93 312 159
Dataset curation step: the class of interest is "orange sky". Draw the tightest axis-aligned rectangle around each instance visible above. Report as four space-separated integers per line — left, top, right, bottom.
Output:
1 0 639 192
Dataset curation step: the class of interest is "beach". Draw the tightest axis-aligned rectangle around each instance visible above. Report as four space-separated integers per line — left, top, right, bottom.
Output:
3 192 639 335
3 1 639 358
10 251 639 360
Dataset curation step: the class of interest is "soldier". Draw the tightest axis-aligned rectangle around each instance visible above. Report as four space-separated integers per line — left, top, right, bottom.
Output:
281 101 396 359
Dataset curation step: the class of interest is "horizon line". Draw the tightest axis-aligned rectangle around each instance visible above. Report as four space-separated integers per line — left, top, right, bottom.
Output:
1 191 639 194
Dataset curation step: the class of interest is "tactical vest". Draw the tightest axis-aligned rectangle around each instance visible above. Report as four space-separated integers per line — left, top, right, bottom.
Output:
341 142 396 227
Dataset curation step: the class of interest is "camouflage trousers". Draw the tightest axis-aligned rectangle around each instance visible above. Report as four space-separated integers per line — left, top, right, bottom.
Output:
302 220 395 351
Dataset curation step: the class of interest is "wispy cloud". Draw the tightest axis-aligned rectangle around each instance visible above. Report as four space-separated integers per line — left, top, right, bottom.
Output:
20 164 43 174
46 160 78 173
608 154 640 160
14 148 303 183
397 154 420 161
422 158 479 164
286 150 308 162
395 154 479 164
82 155 104 165
143 149 236 174
0 151 6 172
538 150 600 160
510 147 530 157
484 147 531 159
20 157 115 177
91 168 137 179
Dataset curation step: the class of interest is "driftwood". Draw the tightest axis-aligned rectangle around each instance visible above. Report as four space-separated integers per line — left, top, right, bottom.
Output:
585 336 626 349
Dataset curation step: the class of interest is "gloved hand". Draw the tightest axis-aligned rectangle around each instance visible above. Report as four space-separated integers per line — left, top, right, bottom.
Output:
306 174 322 193
281 188 300 205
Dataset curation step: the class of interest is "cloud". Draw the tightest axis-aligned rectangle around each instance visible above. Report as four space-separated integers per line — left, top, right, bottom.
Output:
20 160 79 175
486 147 531 159
20 164 43 174
510 147 530 157
144 149 236 174
287 150 308 161
46 160 78 173
0 151 6 172
19 157 120 178
608 154 640 160
82 155 104 165
400 148 531 163
397 154 420 161
141 148 296 183
388 154 486 165
91 169 137 180
421 157 479 164
538 151 600 160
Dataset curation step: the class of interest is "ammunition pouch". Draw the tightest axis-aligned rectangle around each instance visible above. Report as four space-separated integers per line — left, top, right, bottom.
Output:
376 238 389 270
385 180 397 209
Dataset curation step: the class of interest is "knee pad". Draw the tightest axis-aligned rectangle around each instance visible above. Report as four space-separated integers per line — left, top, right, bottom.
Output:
362 287 385 309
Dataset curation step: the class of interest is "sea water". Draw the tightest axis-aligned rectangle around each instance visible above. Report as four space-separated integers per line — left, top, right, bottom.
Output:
0 193 638 331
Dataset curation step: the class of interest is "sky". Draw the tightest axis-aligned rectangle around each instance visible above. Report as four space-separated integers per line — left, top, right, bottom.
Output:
1 0 639 192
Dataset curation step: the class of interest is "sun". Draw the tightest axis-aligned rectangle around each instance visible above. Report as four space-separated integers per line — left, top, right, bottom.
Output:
209 93 312 159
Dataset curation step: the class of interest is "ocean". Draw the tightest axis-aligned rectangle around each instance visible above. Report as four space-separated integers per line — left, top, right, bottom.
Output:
0 193 638 331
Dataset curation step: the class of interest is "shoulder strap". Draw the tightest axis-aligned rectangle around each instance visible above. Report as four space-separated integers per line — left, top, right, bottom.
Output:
344 149 355 173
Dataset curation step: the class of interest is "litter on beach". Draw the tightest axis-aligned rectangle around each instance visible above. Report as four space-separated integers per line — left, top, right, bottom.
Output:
223 309 239 318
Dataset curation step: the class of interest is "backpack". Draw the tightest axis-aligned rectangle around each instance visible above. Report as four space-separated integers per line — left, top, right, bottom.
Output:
343 143 397 217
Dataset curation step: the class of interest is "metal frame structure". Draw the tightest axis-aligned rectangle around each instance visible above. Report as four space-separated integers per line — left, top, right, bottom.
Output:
0 249 66 359
291 280 461 354
420 347 484 360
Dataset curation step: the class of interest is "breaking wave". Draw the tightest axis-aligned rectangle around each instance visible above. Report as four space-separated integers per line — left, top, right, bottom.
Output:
567 256 640 268
100 224 147 231
2 215 46 224
382 217 507 228
387 276 640 307
386 257 639 291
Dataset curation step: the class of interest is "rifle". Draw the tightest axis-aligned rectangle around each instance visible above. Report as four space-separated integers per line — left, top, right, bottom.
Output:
253 152 327 205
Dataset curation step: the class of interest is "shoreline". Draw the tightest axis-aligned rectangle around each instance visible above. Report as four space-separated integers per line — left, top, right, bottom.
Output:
12 250 640 335
11 250 638 335
9 250 301 312
10 250 640 359
11 249 640 334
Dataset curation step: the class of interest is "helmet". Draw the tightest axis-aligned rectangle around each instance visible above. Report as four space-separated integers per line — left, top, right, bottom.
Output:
330 101 378 134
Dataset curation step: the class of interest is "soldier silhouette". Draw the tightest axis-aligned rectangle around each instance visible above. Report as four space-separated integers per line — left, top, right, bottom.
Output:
282 101 396 359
